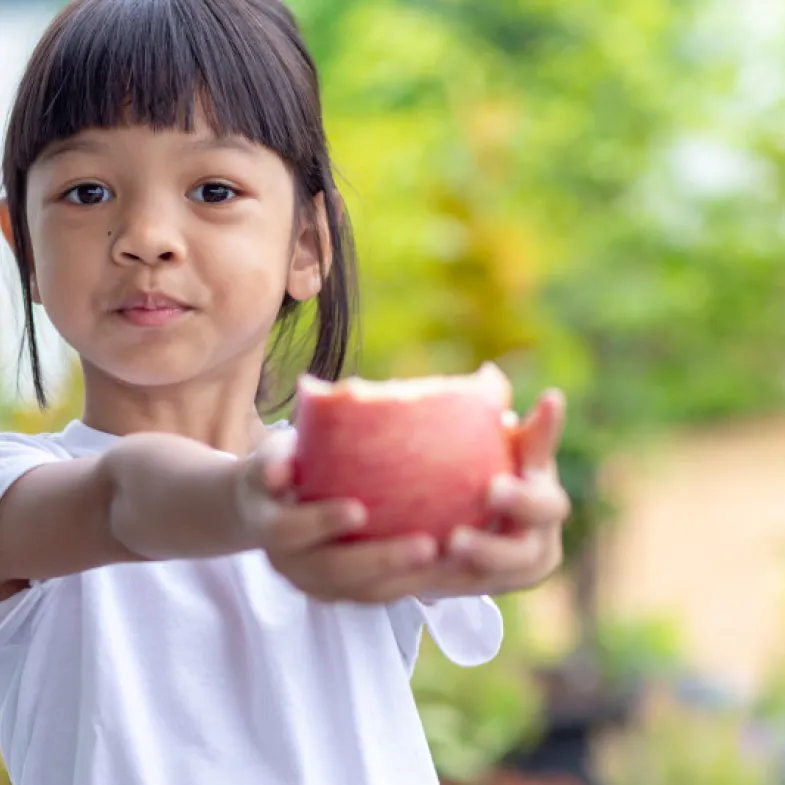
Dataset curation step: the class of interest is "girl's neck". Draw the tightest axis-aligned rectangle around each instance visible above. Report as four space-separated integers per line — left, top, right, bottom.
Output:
79 361 271 456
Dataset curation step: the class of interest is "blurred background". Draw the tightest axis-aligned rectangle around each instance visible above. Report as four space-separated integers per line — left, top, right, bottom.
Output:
2 0 785 782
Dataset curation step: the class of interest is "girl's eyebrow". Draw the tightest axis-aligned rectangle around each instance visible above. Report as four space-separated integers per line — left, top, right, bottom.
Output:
38 138 106 165
183 137 259 156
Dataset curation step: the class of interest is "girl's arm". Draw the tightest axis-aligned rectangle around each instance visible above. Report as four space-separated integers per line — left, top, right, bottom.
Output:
0 433 248 585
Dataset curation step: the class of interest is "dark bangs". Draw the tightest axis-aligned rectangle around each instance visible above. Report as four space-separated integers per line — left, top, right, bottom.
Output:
6 0 323 186
2 0 358 410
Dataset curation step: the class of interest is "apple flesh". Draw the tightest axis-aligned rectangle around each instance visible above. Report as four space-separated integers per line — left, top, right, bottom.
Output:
292 363 520 543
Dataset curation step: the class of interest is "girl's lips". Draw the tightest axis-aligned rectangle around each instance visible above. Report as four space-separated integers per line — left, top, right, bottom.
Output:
116 290 189 310
113 290 193 326
117 306 190 327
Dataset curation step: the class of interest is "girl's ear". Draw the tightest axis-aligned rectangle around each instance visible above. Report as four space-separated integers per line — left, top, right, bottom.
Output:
287 191 332 302
1 198 41 304
0 199 14 255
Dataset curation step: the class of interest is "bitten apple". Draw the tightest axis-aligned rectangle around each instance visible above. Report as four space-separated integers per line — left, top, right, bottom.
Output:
292 363 521 543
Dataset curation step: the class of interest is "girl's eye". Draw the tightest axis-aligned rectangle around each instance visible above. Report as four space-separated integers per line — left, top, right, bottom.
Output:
63 184 112 205
191 183 239 204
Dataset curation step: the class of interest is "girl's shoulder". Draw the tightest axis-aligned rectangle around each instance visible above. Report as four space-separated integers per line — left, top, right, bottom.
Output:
0 427 77 500
0 428 74 459
0 420 112 459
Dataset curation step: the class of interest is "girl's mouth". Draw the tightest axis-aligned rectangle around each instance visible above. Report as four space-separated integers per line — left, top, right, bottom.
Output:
114 291 193 327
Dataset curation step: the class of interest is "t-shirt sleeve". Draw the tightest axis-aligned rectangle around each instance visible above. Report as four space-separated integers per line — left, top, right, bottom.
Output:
0 433 62 645
0 433 62 499
388 595 504 676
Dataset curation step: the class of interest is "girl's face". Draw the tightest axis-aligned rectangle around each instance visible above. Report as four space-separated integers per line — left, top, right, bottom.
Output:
20 114 325 393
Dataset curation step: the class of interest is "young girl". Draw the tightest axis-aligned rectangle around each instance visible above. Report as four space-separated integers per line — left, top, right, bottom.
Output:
0 1 570 783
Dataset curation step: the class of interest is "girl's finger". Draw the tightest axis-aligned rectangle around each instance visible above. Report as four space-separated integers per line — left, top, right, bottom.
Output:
445 523 563 579
246 429 298 496
296 533 440 591
362 540 561 602
487 473 572 529
264 499 368 553
517 389 567 472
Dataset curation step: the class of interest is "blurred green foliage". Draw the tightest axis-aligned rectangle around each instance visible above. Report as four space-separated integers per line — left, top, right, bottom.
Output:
600 691 778 785
3 0 785 782
595 616 685 690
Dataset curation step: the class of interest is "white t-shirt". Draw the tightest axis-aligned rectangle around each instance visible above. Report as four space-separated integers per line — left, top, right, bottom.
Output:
0 421 503 785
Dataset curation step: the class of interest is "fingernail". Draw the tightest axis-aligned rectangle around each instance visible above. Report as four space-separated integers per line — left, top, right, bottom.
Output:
541 388 565 409
262 430 296 464
501 410 520 428
450 527 474 554
488 474 520 509
409 537 438 565
344 502 367 528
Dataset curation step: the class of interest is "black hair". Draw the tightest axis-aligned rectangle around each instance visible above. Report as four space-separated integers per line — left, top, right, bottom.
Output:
1 0 358 410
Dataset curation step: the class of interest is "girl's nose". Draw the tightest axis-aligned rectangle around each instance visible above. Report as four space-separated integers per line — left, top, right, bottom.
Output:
110 205 186 267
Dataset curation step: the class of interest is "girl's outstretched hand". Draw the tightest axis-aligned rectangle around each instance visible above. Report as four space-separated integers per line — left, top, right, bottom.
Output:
418 389 571 599
249 390 570 604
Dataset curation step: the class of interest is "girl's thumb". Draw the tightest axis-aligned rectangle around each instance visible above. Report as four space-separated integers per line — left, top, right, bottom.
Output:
249 428 297 497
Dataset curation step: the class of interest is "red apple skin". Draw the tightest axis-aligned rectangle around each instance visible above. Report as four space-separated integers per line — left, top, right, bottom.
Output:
292 369 518 543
